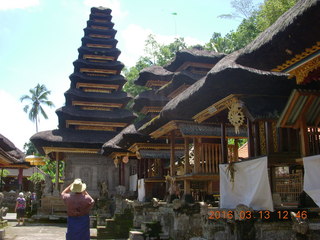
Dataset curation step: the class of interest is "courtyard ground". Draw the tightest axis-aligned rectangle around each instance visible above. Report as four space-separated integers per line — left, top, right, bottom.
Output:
3 213 97 240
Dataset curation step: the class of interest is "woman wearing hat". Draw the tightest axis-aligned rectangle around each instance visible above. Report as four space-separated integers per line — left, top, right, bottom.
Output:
61 178 95 240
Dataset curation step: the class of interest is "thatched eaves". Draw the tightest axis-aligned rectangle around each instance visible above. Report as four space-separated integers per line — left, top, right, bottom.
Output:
236 0 320 71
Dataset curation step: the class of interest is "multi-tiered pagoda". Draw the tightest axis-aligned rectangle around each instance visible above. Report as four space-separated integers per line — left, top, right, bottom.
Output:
31 7 135 197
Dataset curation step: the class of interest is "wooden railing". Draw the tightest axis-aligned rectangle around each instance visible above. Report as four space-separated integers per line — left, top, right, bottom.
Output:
194 143 222 174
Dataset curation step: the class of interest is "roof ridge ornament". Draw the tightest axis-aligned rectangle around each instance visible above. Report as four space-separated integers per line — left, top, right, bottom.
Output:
228 98 245 134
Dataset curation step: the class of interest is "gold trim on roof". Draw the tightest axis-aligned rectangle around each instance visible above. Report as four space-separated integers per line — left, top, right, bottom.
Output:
176 61 214 72
86 43 112 48
76 83 119 91
72 101 122 108
193 94 241 123
76 126 116 131
288 55 320 84
150 121 179 139
145 80 168 88
91 25 109 30
128 143 185 153
80 68 117 75
140 106 162 115
167 84 190 99
43 147 99 155
89 34 111 39
83 55 115 61
273 42 320 72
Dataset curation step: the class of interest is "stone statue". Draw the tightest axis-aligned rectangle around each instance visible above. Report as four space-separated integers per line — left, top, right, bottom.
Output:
99 181 108 199
43 174 53 196
0 193 8 221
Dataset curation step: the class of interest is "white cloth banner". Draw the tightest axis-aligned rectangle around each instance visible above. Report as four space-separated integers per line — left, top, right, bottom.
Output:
129 174 138 191
219 156 274 211
303 154 320 207
138 179 145 202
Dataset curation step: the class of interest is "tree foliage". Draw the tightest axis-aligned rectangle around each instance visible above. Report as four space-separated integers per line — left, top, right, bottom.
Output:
23 141 63 183
206 0 298 54
20 83 55 132
123 35 188 97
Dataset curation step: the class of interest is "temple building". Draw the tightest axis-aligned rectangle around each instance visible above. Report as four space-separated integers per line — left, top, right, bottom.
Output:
31 7 135 197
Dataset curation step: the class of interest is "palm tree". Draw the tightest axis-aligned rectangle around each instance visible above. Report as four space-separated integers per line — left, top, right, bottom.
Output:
20 84 55 132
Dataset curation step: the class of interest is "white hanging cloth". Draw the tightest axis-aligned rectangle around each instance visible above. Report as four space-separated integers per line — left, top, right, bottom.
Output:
219 156 274 211
303 154 320 207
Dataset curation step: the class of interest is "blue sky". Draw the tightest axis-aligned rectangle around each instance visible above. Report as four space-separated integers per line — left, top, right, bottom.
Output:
0 0 262 150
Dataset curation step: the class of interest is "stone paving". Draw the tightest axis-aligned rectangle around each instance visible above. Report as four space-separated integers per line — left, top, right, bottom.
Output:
2 213 97 240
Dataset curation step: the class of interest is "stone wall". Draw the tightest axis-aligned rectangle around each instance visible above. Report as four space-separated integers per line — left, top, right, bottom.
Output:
63 153 119 198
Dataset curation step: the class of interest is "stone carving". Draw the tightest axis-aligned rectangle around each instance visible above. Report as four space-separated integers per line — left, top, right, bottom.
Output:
43 174 53 196
99 181 108 199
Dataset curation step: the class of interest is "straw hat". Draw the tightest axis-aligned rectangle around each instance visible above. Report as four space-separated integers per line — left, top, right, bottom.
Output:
70 178 86 193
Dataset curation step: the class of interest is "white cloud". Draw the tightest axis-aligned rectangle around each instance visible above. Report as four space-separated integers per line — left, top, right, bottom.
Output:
0 0 40 10
118 24 205 67
0 90 58 150
83 0 128 19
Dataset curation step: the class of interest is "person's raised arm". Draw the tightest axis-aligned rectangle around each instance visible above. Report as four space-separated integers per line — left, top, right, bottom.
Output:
61 183 72 196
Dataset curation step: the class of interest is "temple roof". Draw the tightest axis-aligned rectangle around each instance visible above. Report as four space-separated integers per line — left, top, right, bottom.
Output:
31 129 117 155
164 48 226 72
0 134 25 163
65 88 131 104
78 46 121 58
139 53 296 134
235 0 320 71
81 36 118 46
132 90 168 112
134 65 174 87
69 72 126 86
156 70 202 98
73 58 124 70
56 106 135 124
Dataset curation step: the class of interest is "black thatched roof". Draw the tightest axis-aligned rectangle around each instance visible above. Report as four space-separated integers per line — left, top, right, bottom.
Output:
73 59 124 70
69 72 126 86
56 106 135 126
65 88 131 105
87 20 115 29
156 70 202 97
102 124 140 155
134 66 174 87
81 36 118 46
78 46 121 58
31 129 117 155
132 90 168 112
139 52 297 134
84 27 117 38
236 0 320 71
165 48 226 72
0 134 25 163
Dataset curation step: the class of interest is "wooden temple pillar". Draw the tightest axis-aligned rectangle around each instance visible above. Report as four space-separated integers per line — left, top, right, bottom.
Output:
300 119 310 157
55 152 60 191
247 119 255 158
253 122 261 156
184 137 190 195
265 121 274 154
18 168 23 191
221 123 228 163
170 131 176 177
193 137 201 173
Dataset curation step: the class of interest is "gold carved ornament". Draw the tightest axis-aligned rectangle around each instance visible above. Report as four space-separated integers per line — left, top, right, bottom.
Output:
114 157 119 168
228 99 245 134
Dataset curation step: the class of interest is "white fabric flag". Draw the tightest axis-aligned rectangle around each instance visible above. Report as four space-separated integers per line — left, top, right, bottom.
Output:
219 156 274 211
303 154 320 207
129 174 138 191
138 179 145 202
